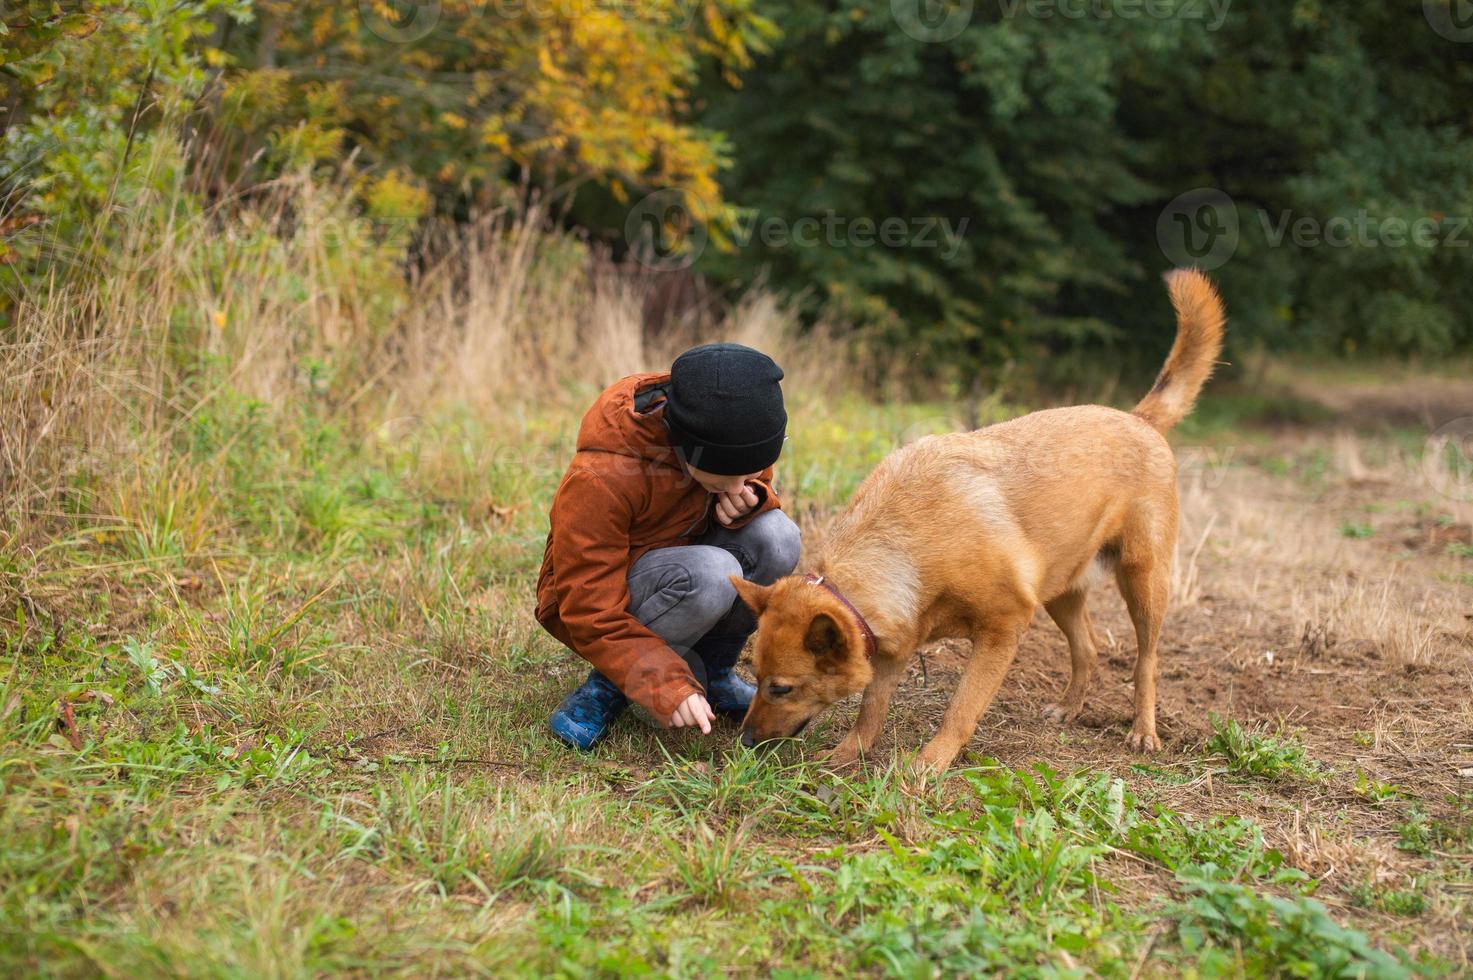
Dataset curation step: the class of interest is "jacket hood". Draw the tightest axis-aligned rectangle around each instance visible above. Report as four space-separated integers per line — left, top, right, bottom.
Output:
575 372 680 467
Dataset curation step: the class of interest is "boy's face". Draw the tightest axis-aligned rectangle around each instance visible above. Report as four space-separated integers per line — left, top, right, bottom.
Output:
686 465 761 495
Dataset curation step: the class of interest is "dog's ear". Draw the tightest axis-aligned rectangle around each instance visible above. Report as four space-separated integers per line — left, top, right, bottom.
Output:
803 612 850 667
730 575 771 615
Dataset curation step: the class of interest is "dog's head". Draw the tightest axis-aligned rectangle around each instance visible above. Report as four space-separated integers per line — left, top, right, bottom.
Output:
729 575 874 747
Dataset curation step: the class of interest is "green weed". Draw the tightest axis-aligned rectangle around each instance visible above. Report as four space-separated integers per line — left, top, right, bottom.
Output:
1206 716 1323 780
1355 769 1409 806
1397 802 1473 857
1174 873 1412 977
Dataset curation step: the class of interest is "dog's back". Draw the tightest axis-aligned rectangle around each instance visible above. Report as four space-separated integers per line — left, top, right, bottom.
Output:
819 269 1226 612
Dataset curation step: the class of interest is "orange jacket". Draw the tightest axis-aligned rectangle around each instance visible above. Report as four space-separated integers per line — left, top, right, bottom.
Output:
535 372 782 719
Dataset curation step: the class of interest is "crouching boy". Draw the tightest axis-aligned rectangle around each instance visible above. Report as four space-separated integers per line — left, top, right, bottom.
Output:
536 343 801 749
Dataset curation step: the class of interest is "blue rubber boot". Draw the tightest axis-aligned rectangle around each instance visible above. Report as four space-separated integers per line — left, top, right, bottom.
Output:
694 634 756 722
548 670 628 750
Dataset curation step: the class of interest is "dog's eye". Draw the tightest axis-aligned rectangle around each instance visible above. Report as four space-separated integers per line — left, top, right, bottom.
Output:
767 683 793 698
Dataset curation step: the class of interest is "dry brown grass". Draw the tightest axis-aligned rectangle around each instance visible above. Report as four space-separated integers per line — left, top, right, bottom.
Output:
0 177 845 551
1172 436 1470 669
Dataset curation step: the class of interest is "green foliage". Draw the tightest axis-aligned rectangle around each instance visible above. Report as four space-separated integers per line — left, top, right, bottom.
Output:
0 5 101 73
1397 801 1473 858
14 1 1473 376
1173 873 1412 978
1 1 250 280
1349 882 1428 918
1206 715 1323 780
0 0 764 320
700 1 1473 373
1355 769 1409 806
739 763 1392 974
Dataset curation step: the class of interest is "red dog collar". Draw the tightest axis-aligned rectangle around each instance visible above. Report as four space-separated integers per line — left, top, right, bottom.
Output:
804 573 878 661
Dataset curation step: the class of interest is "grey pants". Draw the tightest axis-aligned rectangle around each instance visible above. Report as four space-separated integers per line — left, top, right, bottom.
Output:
627 509 802 660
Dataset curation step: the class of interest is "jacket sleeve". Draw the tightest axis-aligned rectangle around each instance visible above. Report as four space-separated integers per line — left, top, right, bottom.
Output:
722 463 782 530
547 466 704 720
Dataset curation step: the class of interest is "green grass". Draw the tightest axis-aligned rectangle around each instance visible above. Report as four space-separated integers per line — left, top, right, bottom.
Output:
0 393 1448 976
1350 882 1429 918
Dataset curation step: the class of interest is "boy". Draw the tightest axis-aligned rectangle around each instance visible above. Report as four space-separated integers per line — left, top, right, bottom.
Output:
536 343 802 749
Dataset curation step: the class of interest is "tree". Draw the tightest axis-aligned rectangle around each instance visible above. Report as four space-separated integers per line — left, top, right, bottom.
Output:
699 0 1473 375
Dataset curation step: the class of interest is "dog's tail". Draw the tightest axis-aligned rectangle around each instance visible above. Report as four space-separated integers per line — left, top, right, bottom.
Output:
1131 268 1226 434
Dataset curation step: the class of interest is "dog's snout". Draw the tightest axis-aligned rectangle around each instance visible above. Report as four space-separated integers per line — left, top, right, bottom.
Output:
739 729 757 749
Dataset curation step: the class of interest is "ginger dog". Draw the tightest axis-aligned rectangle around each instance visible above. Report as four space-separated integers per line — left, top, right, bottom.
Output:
731 269 1225 774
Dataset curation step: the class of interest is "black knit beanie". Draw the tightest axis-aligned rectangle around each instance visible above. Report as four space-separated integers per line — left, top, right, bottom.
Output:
665 343 787 475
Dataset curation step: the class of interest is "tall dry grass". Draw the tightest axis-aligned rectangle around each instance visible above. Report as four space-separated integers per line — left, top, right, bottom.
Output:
1172 442 1469 668
0 172 839 561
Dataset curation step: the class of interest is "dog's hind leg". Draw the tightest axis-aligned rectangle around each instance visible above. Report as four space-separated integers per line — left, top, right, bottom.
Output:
913 619 1027 775
1043 589 1097 724
820 646 912 768
1115 559 1169 752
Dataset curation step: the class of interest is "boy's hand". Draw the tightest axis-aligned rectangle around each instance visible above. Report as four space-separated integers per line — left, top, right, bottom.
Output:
714 484 761 526
670 693 715 733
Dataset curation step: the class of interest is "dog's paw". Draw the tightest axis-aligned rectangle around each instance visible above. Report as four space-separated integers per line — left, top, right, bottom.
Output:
817 744 860 769
908 742 958 781
900 758 944 794
1125 728 1163 753
1043 702 1081 725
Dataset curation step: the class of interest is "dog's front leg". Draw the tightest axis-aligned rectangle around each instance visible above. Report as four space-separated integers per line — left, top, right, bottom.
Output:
819 650 910 767
913 623 1024 775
